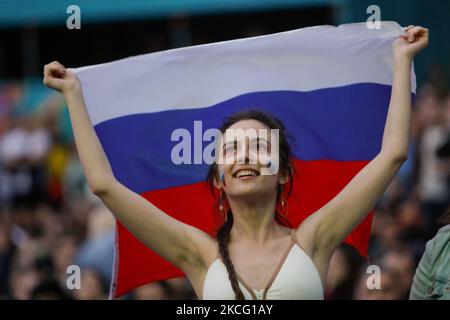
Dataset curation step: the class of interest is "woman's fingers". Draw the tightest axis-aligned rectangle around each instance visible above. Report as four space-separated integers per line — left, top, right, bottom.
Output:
405 26 428 43
53 61 65 69
400 25 415 41
394 25 428 58
43 61 67 90
43 61 80 93
43 71 61 88
44 61 66 78
53 61 66 74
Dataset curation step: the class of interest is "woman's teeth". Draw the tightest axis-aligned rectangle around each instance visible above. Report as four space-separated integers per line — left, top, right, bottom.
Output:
236 170 258 178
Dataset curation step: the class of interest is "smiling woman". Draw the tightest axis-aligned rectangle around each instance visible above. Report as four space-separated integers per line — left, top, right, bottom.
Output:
207 110 293 220
204 110 322 300
42 24 428 300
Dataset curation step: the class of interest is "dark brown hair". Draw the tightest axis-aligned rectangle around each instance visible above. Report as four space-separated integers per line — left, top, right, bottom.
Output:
206 109 294 299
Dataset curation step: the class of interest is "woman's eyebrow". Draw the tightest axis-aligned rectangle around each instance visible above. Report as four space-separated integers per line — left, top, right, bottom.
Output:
222 141 237 149
222 137 271 148
251 137 271 145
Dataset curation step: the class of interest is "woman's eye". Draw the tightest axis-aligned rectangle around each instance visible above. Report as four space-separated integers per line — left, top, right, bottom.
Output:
224 145 236 154
256 141 267 151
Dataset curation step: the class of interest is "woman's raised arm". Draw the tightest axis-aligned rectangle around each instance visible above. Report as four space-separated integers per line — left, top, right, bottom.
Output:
43 62 215 276
296 26 429 260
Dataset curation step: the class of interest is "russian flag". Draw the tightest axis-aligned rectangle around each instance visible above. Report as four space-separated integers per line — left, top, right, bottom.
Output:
73 21 416 298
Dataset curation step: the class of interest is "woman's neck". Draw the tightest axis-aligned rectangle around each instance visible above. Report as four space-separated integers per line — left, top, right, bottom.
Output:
227 196 284 245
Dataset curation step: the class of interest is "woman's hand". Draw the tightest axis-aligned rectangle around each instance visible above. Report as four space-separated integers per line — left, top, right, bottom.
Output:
393 25 429 61
43 61 81 94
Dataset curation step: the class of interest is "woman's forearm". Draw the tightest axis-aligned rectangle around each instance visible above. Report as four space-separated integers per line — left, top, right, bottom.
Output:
380 56 412 161
64 87 115 192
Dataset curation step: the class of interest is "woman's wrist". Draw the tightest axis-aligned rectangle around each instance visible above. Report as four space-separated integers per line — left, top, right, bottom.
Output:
393 53 413 68
62 78 82 97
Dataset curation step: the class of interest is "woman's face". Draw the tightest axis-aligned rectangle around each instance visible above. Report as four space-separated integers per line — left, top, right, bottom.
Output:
215 119 286 200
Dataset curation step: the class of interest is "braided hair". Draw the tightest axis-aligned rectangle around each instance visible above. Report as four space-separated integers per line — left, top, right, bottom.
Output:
207 110 295 299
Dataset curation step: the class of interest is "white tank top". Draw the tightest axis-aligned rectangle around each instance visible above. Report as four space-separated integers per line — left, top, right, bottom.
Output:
202 228 324 300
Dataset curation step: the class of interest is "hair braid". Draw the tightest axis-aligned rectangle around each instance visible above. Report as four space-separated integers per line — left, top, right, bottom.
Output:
216 211 245 300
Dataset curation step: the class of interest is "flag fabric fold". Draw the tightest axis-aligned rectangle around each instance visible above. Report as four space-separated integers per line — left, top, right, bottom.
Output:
73 21 416 298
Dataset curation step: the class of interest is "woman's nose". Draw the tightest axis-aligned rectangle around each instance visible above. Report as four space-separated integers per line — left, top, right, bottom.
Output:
236 145 256 164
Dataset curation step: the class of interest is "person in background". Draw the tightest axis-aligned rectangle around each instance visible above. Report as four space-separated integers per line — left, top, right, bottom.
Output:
8 267 41 299
409 207 450 300
325 244 364 299
353 266 404 300
72 268 108 300
131 281 173 300
31 279 72 300
416 85 449 233
380 246 417 299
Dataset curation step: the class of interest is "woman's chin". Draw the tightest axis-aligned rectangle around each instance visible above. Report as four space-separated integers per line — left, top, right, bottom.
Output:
225 174 279 199
227 184 273 199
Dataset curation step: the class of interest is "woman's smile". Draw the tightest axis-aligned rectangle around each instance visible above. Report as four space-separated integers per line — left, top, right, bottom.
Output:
233 168 260 178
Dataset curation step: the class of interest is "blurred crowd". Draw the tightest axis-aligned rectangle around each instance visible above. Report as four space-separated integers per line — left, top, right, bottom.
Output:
0 69 449 299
